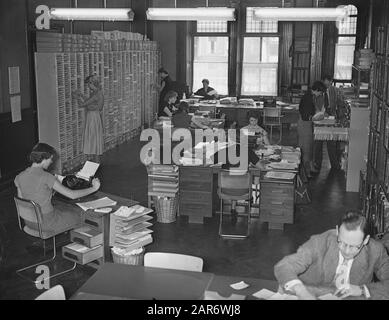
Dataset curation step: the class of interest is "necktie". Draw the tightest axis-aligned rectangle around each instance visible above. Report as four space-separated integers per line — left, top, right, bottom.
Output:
324 90 330 113
334 258 350 289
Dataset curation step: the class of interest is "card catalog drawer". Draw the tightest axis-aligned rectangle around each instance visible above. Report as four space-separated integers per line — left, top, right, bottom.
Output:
62 243 103 265
71 226 103 248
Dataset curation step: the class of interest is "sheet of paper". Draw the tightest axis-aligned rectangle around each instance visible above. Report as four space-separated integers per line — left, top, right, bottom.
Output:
230 281 250 290
268 292 298 300
76 197 117 211
76 161 100 180
204 291 246 300
318 293 341 300
10 95 21 123
8 66 20 94
252 288 277 300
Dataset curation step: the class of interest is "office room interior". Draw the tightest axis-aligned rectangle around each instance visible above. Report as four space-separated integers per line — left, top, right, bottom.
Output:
0 0 389 301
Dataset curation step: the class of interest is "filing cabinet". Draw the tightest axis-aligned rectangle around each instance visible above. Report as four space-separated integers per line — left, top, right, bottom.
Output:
259 178 295 230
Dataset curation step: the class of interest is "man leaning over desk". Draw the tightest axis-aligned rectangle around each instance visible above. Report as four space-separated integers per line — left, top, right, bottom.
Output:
193 79 218 100
274 211 389 300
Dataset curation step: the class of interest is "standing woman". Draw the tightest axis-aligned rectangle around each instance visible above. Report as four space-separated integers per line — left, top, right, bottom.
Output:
297 81 325 178
76 75 104 163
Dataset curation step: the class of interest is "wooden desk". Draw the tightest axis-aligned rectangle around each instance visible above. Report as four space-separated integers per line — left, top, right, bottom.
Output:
71 263 278 300
56 191 138 268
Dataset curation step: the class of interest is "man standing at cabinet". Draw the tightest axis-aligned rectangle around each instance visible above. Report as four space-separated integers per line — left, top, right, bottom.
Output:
312 75 346 172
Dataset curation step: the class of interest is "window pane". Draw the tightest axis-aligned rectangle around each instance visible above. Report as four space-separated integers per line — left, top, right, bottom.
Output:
193 37 229 95
338 16 357 34
338 36 356 45
246 7 278 33
241 64 278 96
242 37 278 95
243 37 261 63
197 21 228 33
261 37 279 63
334 44 354 79
346 4 357 15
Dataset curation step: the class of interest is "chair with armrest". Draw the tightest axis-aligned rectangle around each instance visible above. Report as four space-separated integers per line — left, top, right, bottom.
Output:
144 252 203 272
263 107 283 144
217 169 251 239
14 196 76 284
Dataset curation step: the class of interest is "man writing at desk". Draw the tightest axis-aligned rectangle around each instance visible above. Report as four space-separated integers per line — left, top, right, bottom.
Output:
193 79 218 100
274 211 389 300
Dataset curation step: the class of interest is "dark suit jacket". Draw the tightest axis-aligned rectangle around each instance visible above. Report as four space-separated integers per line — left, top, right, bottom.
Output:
274 229 389 300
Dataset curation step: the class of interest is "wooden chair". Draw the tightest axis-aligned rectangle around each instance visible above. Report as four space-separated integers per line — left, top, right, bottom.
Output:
14 196 76 284
144 252 203 272
263 107 283 144
217 169 251 239
35 285 66 300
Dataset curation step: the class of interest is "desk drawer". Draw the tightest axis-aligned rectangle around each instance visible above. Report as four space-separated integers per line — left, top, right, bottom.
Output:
180 180 212 192
83 214 103 230
179 202 212 217
260 185 294 197
180 191 212 204
62 243 103 265
260 196 294 208
71 226 103 248
260 208 293 224
180 167 211 181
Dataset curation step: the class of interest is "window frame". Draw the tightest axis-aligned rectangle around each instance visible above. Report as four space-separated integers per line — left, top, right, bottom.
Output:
333 5 358 84
191 21 232 96
239 7 280 98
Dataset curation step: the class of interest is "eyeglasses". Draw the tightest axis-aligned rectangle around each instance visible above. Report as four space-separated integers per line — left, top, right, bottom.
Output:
337 237 364 251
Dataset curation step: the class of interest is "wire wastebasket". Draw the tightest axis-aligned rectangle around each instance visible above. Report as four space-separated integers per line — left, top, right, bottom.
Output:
153 196 178 223
111 247 145 265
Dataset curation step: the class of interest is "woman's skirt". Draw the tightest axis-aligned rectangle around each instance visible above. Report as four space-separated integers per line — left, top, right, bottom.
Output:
83 111 103 155
297 119 313 164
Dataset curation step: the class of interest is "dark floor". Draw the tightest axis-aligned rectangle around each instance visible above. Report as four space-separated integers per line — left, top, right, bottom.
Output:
0 127 360 299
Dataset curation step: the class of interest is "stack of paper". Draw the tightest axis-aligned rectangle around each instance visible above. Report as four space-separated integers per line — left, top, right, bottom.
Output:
265 171 296 180
76 161 100 181
76 197 117 211
252 289 297 300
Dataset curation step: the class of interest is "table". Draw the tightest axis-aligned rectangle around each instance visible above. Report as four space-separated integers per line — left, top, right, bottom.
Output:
71 263 278 300
56 191 138 267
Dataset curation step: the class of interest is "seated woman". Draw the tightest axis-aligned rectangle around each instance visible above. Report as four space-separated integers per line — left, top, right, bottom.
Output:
193 79 218 100
14 143 101 233
158 90 178 117
241 112 270 145
172 101 209 129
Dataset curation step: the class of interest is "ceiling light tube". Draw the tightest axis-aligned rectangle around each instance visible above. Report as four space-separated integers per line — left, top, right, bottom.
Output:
253 7 348 21
49 8 134 21
146 7 236 21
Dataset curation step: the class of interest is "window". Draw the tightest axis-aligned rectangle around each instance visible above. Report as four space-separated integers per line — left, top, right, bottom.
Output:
193 21 229 95
241 8 279 96
334 5 358 80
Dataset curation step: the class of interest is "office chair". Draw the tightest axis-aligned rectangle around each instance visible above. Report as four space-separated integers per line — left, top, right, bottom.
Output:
35 285 66 300
217 169 251 239
263 107 283 144
14 196 76 284
144 252 203 272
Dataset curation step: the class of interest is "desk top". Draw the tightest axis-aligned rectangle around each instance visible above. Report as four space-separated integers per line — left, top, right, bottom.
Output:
71 263 278 300
54 190 138 216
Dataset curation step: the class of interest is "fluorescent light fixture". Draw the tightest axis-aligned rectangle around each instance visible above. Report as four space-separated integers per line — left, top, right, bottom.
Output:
146 7 235 21
253 7 348 21
49 8 134 21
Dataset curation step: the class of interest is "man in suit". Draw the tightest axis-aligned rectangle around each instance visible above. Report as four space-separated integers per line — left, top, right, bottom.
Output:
312 75 346 172
274 211 389 300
